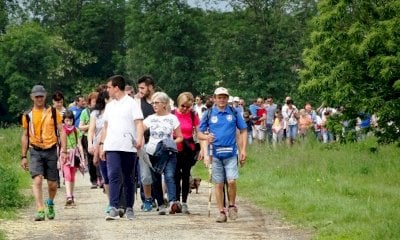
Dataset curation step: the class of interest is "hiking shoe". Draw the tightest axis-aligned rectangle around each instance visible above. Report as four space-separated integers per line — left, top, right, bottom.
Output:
118 208 125 218
228 206 238 220
143 198 153 212
34 210 45 221
175 202 182 213
105 207 119 220
66 197 73 205
46 201 55 220
216 212 227 223
182 203 190 214
126 207 134 220
169 201 179 214
158 204 167 215
104 205 111 213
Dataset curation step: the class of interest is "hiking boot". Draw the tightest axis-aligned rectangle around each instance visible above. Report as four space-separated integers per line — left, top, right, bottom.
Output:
182 203 190 214
118 208 125 218
34 210 45 221
216 212 227 223
169 201 179 214
105 207 119 220
158 204 167 215
126 207 134 220
228 205 238 220
45 200 55 220
143 198 153 212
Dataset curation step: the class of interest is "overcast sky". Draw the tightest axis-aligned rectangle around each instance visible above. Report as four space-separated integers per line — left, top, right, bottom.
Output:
186 0 233 11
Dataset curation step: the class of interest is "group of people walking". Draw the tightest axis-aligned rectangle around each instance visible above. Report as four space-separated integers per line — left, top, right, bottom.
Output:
20 75 248 223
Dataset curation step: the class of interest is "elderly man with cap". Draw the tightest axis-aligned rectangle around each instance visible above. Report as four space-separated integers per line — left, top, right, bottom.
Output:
21 85 67 221
198 87 247 223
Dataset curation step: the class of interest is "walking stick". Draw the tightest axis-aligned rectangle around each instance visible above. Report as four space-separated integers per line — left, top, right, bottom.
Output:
208 143 213 217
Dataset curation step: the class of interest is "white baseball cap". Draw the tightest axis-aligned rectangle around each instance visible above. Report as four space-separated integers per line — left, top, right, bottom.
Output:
214 87 229 96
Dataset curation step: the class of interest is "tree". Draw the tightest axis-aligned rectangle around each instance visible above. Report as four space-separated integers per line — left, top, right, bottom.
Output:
0 22 94 117
26 0 126 79
300 0 400 143
201 0 317 102
124 0 207 98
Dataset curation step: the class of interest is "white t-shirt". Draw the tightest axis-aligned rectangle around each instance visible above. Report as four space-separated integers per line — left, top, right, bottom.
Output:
143 113 180 155
103 95 143 152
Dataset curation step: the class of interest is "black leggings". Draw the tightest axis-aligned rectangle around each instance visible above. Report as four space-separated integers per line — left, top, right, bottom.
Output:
175 150 194 203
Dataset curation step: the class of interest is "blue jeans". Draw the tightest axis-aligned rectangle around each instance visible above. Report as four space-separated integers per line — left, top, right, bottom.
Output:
150 153 177 205
266 123 273 143
212 155 239 183
106 151 137 209
287 124 298 140
99 159 109 184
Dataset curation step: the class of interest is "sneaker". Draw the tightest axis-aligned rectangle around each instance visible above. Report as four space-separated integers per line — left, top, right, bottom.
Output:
143 198 153 212
105 207 119 220
45 201 55 220
169 201 179 214
216 212 227 223
90 183 98 189
158 204 167 215
34 210 45 221
66 197 73 205
228 206 238 220
118 208 125 218
182 203 190 214
104 205 111 213
126 207 134 220
175 202 182 213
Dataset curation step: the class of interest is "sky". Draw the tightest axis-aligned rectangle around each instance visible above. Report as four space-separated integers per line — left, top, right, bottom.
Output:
186 0 233 11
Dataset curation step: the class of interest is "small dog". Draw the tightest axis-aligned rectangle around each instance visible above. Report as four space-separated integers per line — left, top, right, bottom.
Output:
189 176 201 194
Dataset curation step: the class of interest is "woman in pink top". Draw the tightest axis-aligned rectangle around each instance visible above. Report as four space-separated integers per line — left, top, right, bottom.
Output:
172 92 201 214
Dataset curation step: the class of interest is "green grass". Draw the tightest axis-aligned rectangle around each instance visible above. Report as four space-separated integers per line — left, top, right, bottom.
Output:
192 137 400 240
0 127 31 217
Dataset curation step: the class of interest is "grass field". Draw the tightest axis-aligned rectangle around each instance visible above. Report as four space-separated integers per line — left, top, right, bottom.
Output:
1 127 399 239
192 137 400 240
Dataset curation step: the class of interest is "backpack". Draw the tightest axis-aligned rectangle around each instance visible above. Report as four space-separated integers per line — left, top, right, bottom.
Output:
25 106 59 147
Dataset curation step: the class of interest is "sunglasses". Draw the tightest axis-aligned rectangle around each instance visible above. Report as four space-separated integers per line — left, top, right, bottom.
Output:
180 104 191 109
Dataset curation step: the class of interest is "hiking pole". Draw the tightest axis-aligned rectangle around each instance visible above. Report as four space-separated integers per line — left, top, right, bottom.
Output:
208 143 213 218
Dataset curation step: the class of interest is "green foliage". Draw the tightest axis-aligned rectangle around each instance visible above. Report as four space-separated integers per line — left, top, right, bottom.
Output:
0 165 27 209
300 0 400 143
125 0 207 98
0 127 30 215
240 138 400 239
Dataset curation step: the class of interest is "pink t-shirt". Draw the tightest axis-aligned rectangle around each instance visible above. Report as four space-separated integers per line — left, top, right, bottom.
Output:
173 110 200 151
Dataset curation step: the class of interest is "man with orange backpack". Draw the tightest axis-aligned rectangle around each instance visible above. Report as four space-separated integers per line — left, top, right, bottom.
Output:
21 85 67 221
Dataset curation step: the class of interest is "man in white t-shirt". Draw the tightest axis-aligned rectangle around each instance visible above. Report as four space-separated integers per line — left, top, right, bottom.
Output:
99 75 144 220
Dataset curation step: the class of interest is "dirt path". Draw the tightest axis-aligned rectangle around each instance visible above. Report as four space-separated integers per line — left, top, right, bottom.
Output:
1 174 312 240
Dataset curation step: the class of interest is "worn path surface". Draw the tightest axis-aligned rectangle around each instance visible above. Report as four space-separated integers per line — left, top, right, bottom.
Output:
1 174 312 240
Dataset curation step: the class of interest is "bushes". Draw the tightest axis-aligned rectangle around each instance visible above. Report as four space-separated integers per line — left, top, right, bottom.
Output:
0 165 27 209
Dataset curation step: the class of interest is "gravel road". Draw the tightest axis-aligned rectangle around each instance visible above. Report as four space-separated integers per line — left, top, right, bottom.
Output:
1 174 312 240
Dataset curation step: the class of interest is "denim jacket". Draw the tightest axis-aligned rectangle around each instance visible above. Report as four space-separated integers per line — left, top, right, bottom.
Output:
152 138 177 174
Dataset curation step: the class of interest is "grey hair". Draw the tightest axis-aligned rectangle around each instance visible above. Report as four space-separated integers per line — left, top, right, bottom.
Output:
152 92 171 112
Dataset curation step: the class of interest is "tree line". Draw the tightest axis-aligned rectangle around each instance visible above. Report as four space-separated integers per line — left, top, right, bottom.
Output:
0 0 399 143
